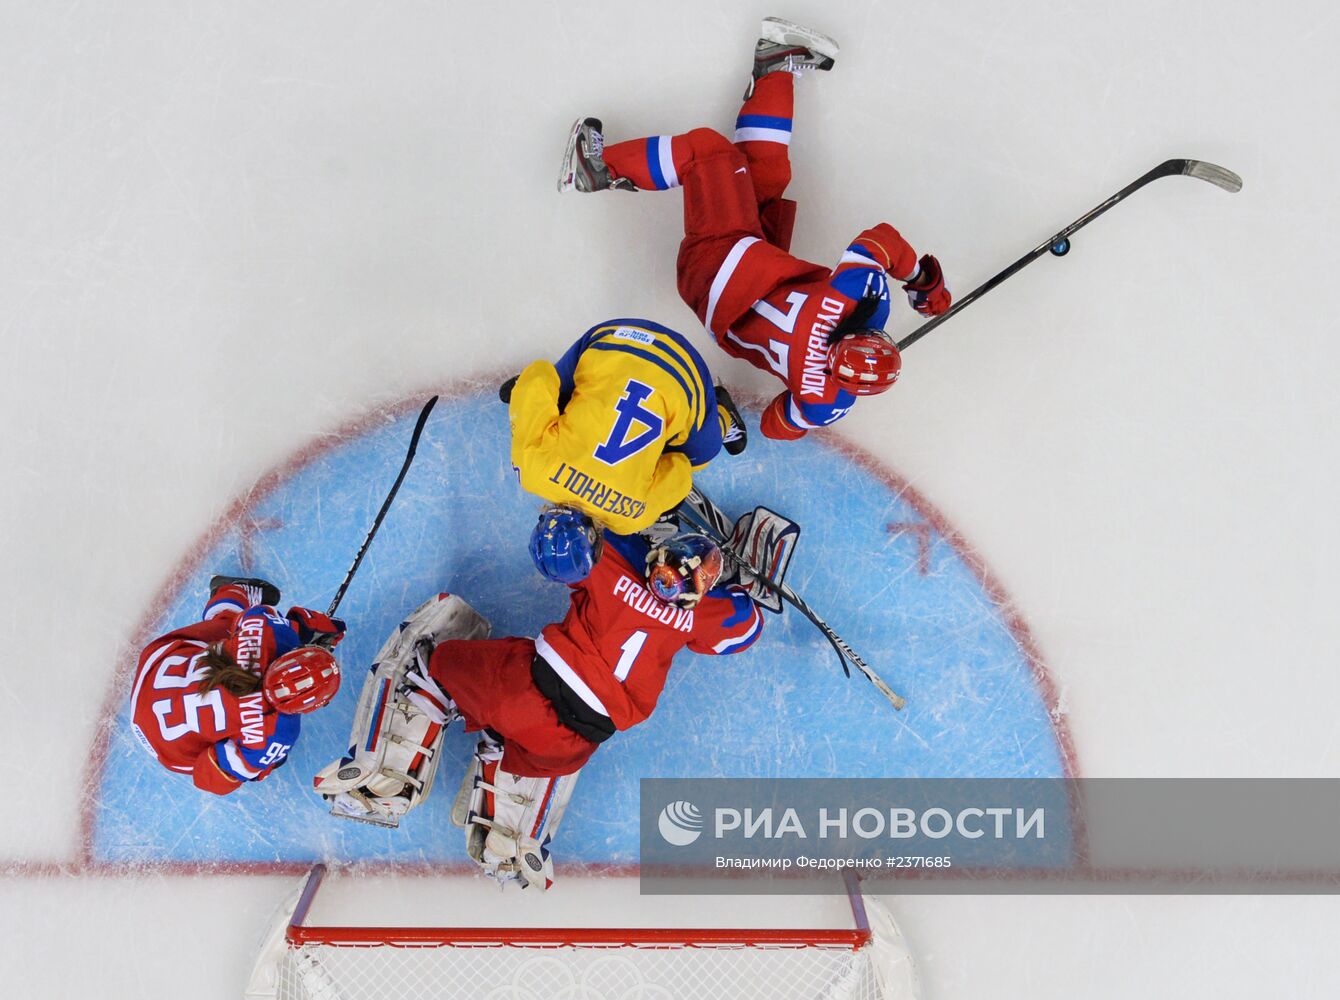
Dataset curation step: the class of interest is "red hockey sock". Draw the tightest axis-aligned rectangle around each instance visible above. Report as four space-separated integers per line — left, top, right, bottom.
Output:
737 70 795 131
603 129 738 191
734 72 794 203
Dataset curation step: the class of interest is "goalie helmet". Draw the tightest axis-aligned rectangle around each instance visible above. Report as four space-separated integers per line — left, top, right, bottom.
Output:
263 646 341 714
645 533 723 609
829 330 902 395
530 505 602 584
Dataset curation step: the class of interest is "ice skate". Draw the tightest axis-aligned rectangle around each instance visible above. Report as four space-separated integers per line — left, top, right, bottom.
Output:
208 573 281 606
753 17 839 80
715 384 749 456
557 117 634 193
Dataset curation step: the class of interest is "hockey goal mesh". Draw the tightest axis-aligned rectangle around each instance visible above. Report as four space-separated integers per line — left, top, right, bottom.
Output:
250 866 920 1000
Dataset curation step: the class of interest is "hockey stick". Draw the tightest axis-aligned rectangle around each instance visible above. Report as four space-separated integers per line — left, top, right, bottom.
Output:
677 486 907 711
326 396 439 617
896 159 1242 352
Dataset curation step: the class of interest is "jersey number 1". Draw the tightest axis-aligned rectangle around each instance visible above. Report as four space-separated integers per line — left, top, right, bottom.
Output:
594 380 663 466
613 630 648 682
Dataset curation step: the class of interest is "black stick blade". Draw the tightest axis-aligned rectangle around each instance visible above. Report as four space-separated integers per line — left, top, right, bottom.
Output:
1182 160 1243 193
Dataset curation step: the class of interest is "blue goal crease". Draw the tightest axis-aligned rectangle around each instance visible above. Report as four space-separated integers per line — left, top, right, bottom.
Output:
95 392 1066 866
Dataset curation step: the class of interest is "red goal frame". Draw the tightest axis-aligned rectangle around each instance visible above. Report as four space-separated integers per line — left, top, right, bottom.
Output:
285 864 873 951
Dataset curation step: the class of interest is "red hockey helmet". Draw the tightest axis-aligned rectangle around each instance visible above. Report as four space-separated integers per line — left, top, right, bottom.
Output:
829 330 902 395
262 646 341 714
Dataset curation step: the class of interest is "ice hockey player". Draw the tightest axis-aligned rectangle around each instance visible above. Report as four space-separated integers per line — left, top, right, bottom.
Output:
504 317 747 555
315 524 763 890
130 576 344 794
558 18 953 441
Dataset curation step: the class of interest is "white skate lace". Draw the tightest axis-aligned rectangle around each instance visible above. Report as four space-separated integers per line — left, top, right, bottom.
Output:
585 129 605 159
785 55 821 74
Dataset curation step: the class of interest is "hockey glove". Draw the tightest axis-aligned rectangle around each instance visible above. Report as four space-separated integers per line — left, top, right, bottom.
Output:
499 374 519 404
903 254 951 317
286 607 347 649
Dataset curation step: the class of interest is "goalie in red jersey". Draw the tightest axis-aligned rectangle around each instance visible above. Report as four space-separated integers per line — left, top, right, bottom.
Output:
558 17 952 441
130 576 344 795
315 517 764 890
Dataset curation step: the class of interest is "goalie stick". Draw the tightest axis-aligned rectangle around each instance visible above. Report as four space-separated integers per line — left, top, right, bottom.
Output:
896 158 1243 352
327 395 439 617
676 486 907 712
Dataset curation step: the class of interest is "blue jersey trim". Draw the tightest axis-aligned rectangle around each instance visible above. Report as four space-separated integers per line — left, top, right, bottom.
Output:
717 620 763 655
588 323 712 431
213 743 251 782
720 590 756 627
602 529 652 569
793 391 857 428
588 342 701 431
238 712 300 770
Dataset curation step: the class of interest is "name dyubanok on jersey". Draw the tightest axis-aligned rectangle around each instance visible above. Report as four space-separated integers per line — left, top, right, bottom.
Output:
509 319 723 534
129 589 302 795
707 224 919 434
536 532 764 731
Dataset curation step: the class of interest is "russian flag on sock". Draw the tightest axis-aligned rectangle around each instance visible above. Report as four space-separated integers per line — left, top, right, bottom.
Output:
734 113 792 146
645 136 680 190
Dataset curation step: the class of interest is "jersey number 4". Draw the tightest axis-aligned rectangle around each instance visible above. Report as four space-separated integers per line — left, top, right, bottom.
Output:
594 379 663 466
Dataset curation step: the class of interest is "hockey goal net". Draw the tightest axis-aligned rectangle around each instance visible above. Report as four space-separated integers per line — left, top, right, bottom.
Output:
247 865 920 1000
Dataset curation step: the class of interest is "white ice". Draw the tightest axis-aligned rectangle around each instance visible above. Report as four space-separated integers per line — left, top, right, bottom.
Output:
3 1 1338 997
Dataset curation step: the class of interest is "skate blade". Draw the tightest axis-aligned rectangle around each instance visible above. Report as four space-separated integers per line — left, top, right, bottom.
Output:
760 17 840 59
328 804 401 829
449 759 476 829
557 117 584 193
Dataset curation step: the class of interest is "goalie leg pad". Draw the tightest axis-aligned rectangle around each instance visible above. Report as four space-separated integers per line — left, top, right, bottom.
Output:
457 736 580 891
314 593 491 826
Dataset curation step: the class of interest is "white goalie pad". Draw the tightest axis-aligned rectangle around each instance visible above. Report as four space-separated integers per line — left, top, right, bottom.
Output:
451 736 580 891
313 592 490 827
727 506 801 613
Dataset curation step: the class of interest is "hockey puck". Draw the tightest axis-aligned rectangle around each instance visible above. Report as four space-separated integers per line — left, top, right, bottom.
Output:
1049 238 1071 257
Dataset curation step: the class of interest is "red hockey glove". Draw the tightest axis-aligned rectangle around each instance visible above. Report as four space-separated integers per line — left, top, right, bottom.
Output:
760 393 808 441
851 223 919 280
903 254 952 317
286 607 347 649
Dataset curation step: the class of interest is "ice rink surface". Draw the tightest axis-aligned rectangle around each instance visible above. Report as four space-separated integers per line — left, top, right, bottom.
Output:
3 1 1339 997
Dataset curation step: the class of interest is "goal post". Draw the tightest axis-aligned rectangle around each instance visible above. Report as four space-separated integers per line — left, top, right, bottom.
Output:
246 864 921 1000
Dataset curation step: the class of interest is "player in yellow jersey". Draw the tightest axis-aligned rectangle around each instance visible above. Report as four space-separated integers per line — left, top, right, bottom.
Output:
504 318 746 578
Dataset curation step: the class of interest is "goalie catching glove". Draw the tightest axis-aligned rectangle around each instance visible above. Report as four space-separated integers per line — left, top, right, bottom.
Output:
313 593 490 826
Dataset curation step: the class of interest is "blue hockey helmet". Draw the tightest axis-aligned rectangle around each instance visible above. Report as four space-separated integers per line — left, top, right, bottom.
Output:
645 532 724 608
530 505 601 584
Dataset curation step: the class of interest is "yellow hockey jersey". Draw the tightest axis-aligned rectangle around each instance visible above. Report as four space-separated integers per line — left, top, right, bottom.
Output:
509 319 724 535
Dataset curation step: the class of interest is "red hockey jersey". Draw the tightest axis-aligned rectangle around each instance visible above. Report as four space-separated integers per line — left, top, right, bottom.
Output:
536 532 764 732
129 587 303 795
702 224 920 433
